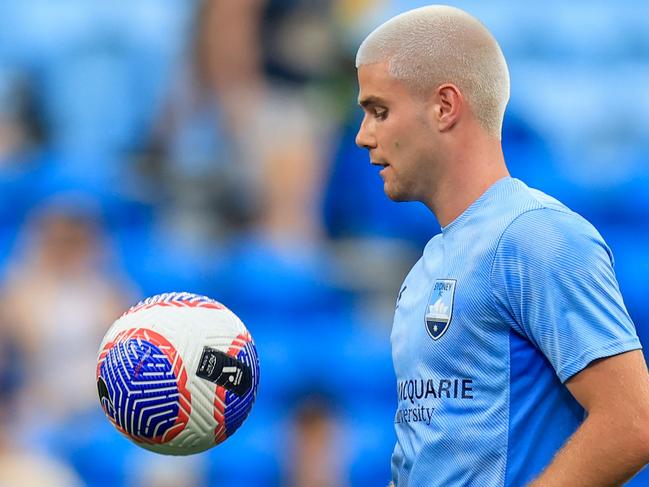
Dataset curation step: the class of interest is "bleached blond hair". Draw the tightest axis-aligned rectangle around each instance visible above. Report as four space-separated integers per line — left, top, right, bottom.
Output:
356 5 510 138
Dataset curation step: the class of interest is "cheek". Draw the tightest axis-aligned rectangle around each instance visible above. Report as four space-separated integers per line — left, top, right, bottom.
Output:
392 117 421 146
379 115 423 157
400 129 432 175
379 125 405 154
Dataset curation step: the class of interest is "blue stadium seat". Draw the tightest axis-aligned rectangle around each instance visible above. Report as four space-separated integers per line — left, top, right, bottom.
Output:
204 403 283 486
111 226 209 297
343 402 396 486
209 237 355 321
42 410 132 487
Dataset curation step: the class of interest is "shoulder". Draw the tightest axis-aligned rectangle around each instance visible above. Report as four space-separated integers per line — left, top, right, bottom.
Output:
496 190 612 266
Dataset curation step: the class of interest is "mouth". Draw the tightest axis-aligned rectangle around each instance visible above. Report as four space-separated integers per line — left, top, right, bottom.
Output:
371 159 389 170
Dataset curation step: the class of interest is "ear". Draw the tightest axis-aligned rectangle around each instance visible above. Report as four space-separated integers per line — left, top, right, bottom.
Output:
431 84 463 132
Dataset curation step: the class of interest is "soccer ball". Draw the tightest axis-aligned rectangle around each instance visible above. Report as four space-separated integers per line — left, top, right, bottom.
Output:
96 292 260 455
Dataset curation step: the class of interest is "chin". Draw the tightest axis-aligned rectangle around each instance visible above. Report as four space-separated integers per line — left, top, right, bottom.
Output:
384 184 411 203
386 193 409 202
383 184 423 203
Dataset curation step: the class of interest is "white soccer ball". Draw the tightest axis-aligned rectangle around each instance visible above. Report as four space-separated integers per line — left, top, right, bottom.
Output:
96 292 260 455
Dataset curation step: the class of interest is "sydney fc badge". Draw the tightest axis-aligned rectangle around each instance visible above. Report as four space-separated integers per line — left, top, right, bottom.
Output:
425 279 456 340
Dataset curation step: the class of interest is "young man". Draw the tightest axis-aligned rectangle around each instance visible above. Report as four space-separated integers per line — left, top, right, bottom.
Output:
354 5 649 486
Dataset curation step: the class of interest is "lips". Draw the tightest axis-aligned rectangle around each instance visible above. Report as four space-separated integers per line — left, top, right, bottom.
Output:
370 159 389 168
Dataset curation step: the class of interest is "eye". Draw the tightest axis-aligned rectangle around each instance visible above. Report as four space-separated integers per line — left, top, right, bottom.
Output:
374 107 388 120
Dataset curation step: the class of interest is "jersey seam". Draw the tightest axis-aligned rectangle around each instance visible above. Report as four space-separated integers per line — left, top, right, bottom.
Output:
488 205 565 486
504 330 512 487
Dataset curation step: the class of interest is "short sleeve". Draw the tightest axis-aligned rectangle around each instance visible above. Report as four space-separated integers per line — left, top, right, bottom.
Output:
491 208 641 383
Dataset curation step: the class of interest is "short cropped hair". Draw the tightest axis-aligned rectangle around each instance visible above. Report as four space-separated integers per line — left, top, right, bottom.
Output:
356 5 510 138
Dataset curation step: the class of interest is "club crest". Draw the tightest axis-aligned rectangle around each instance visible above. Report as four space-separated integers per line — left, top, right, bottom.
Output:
425 279 456 340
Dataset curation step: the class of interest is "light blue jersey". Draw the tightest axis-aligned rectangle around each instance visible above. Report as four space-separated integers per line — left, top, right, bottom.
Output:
391 177 641 486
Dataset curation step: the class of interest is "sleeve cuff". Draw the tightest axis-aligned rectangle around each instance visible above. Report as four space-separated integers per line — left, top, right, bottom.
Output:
557 338 643 383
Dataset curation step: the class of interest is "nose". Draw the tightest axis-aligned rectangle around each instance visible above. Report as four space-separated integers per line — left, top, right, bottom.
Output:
355 116 376 150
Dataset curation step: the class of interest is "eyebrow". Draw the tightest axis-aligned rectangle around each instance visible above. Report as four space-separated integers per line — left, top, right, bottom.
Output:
358 95 386 108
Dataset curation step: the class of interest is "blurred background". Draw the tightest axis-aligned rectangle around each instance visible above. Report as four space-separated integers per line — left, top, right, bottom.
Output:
0 0 647 485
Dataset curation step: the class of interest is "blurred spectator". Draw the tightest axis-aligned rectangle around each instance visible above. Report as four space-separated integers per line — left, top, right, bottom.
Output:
285 395 348 487
0 70 51 243
200 0 345 243
142 1 253 245
0 445 84 487
1 195 135 425
0 328 84 487
0 70 42 164
127 452 204 487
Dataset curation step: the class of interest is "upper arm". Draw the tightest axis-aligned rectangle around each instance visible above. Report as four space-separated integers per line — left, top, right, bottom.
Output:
566 349 649 416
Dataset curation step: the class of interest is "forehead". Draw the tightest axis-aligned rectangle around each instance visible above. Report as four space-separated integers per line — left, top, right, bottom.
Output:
357 62 409 104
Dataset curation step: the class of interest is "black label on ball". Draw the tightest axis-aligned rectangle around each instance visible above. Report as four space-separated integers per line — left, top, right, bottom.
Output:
97 376 114 414
196 347 252 396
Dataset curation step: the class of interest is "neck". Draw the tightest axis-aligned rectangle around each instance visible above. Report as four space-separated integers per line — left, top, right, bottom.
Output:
423 138 509 228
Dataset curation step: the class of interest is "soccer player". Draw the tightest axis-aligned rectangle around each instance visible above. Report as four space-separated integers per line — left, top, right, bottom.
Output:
354 5 649 486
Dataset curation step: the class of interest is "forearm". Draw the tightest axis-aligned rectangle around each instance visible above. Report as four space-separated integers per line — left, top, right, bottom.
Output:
529 412 649 487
